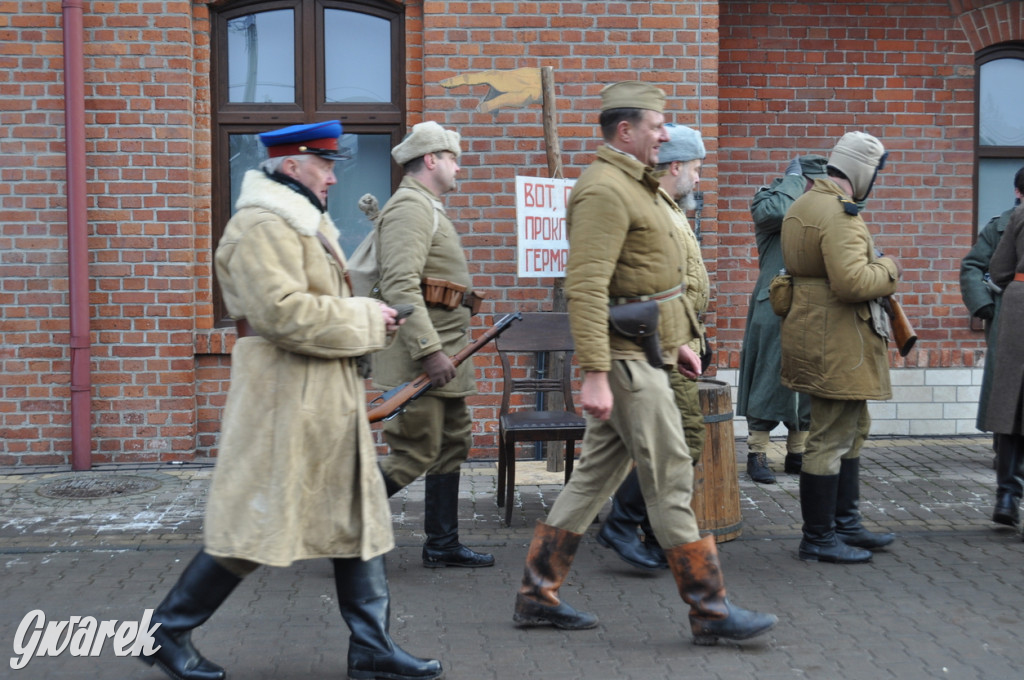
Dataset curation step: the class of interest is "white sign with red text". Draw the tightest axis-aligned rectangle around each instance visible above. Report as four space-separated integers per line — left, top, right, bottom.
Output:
515 176 576 278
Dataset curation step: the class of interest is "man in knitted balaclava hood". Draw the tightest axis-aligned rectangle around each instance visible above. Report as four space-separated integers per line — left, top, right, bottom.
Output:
827 131 888 203
778 130 902 566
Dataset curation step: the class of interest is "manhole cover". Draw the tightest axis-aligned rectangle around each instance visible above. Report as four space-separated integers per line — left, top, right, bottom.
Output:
36 474 164 500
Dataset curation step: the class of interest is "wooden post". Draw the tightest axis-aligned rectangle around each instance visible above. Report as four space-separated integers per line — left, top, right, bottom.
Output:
541 66 569 472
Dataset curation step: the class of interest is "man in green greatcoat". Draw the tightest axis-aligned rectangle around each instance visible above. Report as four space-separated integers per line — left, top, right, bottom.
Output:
736 156 826 483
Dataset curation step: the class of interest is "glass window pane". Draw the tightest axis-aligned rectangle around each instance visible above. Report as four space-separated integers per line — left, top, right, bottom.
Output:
228 134 267 215
977 158 1024 229
327 134 393 256
979 58 1024 146
227 10 295 103
228 133 391 258
324 10 391 103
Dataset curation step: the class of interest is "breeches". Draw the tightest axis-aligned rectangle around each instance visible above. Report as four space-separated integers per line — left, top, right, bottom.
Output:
802 396 870 476
672 371 706 460
545 360 701 547
379 394 471 488
747 392 811 433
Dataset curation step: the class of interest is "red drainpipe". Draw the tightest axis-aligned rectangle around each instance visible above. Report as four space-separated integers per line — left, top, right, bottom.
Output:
62 0 92 471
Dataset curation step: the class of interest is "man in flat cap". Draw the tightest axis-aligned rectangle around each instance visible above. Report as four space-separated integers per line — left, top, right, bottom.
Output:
140 120 443 680
513 82 777 647
373 121 494 569
595 122 712 572
736 155 828 485
780 131 899 565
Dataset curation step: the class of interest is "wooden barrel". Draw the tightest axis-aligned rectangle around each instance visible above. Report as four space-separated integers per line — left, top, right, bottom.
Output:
690 379 743 542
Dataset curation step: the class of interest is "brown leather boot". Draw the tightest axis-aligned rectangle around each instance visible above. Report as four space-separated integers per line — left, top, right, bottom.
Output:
513 521 598 630
664 535 778 645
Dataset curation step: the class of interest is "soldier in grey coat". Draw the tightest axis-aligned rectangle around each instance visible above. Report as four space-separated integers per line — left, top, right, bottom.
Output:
736 156 827 484
967 167 1024 529
970 166 1024 528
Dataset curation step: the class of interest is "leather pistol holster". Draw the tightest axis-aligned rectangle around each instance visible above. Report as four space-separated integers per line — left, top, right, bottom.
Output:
608 300 663 369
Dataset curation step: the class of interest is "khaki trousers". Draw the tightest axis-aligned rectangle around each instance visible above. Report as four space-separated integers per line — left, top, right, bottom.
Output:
546 360 702 548
802 396 871 476
379 394 471 488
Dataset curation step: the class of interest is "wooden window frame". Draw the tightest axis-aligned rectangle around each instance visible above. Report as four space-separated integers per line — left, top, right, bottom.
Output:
973 43 1024 237
209 0 405 325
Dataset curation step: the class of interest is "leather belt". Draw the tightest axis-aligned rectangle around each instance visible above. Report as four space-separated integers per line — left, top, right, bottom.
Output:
612 283 685 306
235 319 258 338
1015 272 1024 283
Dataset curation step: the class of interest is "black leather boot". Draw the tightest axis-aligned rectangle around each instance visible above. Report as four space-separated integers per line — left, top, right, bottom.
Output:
665 535 778 646
141 551 242 680
834 458 895 549
747 452 777 484
422 472 494 568
334 557 443 680
514 521 598 629
993 434 1023 526
597 468 665 570
799 472 872 564
746 431 776 484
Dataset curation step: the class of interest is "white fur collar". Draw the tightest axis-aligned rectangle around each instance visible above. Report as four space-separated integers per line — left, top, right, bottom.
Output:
235 169 336 238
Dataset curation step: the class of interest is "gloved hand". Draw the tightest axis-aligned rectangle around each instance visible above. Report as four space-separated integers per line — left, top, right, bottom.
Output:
975 304 995 321
421 350 456 387
785 157 803 176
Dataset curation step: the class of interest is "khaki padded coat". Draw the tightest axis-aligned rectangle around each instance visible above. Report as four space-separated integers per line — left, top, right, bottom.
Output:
372 176 476 397
779 179 899 401
660 187 709 356
565 146 698 372
206 169 394 566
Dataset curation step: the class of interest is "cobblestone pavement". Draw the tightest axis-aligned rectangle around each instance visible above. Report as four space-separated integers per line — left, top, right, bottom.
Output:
1 436 1022 679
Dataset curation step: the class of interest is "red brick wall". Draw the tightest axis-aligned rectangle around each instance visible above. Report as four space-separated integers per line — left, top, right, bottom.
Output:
1 0 206 465
717 0 1021 370
413 0 720 455
1 0 1017 466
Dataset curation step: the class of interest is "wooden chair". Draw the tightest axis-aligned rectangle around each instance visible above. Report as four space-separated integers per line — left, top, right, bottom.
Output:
495 312 586 526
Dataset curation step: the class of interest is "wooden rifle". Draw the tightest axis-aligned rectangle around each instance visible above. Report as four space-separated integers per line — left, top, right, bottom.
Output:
882 295 917 357
366 312 523 423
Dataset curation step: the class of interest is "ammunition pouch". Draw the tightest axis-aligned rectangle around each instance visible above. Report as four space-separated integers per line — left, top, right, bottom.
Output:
422 277 468 311
462 290 485 315
768 273 793 317
608 300 663 368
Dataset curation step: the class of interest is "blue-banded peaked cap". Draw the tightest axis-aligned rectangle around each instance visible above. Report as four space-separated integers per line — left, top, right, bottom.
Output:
259 120 349 161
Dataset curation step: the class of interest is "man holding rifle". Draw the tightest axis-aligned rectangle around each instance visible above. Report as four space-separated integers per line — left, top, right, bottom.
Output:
373 121 495 569
779 131 900 564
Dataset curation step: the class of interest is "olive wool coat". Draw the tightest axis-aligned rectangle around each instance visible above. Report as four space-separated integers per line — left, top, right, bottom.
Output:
779 179 899 401
206 169 394 567
983 205 1024 435
372 176 476 397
